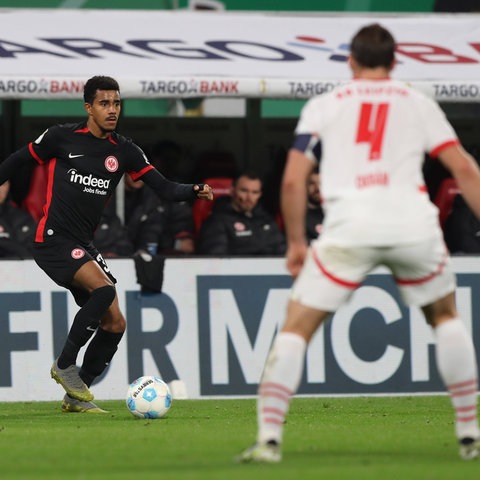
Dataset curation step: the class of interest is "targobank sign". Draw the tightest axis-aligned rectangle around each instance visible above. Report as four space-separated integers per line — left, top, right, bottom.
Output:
0 10 480 101
0 257 479 401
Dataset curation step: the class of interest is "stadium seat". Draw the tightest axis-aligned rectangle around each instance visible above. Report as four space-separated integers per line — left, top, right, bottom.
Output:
192 177 233 235
433 177 461 228
21 163 49 222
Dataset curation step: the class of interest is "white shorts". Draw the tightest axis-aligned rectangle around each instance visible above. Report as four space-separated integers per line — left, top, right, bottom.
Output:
290 237 455 311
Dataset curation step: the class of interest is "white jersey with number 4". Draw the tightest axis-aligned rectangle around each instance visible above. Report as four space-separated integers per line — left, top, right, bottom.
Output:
295 78 458 246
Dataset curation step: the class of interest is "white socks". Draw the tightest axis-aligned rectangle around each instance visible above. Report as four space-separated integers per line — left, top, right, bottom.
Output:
435 318 480 440
257 332 307 444
256 319 479 445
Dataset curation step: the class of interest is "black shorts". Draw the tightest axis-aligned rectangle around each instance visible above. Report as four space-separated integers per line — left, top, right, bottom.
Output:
33 235 117 305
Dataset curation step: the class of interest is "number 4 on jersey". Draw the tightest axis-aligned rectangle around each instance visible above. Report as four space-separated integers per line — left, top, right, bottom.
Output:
356 102 390 160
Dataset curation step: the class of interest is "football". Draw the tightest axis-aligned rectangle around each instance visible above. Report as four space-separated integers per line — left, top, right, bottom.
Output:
126 376 172 419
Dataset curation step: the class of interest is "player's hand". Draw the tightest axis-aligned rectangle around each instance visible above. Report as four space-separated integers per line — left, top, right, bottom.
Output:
194 183 214 201
286 242 308 279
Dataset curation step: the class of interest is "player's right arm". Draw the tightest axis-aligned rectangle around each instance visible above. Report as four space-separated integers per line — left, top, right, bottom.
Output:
0 146 38 185
0 126 60 185
437 144 480 220
283 98 323 278
281 146 317 279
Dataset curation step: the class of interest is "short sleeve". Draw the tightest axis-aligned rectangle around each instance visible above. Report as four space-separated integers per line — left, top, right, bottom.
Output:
295 97 324 137
125 142 154 180
416 94 458 157
29 126 61 163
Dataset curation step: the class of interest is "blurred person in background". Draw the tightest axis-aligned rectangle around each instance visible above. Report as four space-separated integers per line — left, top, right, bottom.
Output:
93 198 134 258
127 185 195 256
197 171 285 256
126 139 196 255
0 180 36 259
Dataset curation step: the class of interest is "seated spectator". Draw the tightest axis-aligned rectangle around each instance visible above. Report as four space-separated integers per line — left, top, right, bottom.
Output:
127 186 195 256
123 140 186 226
93 199 134 258
306 169 324 242
124 173 146 225
125 140 196 256
0 180 36 259
197 171 286 256
149 139 191 182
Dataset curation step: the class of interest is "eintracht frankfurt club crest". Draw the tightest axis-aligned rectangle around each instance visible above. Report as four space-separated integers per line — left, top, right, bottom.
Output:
71 248 85 259
105 156 119 172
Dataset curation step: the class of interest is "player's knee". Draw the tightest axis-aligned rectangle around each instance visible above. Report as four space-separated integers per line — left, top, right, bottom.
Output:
91 284 116 311
422 292 457 326
111 312 126 333
101 314 126 334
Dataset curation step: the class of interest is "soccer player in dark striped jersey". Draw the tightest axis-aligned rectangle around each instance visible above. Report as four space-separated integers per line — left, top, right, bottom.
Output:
0 76 213 413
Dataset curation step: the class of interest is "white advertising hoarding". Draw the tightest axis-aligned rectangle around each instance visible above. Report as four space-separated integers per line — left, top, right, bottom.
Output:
0 256 479 401
0 10 480 101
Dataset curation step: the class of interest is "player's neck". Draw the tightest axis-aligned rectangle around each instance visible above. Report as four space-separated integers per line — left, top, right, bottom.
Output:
86 120 112 139
353 66 391 80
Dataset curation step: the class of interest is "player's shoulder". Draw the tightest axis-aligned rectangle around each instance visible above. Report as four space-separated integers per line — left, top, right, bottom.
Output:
35 122 85 142
56 121 88 133
299 84 344 118
407 85 438 105
110 131 139 149
110 131 130 145
394 80 442 113
305 81 350 106
111 132 147 157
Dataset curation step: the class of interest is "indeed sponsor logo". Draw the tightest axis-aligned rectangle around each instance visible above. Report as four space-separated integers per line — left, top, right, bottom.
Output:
67 168 111 189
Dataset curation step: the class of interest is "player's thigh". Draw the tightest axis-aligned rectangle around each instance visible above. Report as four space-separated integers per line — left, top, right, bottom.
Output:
33 236 96 289
386 239 455 306
72 243 118 293
72 260 114 291
291 241 376 312
282 299 331 342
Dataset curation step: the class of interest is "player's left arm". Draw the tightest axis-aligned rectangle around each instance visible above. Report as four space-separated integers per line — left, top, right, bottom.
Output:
437 144 480 220
139 168 213 202
421 96 480 219
127 142 213 202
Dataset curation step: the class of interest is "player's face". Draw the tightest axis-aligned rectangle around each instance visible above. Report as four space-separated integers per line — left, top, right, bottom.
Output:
85 90 121 138
232 176 262 214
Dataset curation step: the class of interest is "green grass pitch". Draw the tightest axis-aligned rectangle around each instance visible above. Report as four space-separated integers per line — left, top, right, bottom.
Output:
0 396 478 479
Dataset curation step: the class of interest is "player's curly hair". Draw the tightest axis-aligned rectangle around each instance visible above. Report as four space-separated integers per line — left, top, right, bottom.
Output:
350 23 395 69
83 75 120 104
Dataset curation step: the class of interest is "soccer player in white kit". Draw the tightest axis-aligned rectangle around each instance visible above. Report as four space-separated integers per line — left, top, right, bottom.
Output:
237 23 480 463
